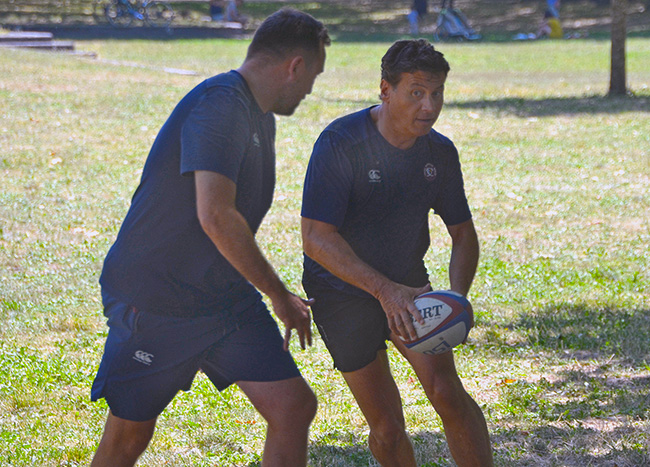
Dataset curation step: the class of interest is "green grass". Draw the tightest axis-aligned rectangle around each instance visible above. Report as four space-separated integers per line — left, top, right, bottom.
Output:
1 34 649 466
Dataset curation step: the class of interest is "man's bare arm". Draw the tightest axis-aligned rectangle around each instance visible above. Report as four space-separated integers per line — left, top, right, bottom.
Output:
446 218 479 328
195 170 312 350
301 217 429 340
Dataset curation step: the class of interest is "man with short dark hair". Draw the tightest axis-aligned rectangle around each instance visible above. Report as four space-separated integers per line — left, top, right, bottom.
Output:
301 39 492 466
90 9 329 467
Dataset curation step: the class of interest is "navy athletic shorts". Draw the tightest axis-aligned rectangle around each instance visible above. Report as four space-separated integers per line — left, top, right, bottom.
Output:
91 290 301 421
302 279 390 373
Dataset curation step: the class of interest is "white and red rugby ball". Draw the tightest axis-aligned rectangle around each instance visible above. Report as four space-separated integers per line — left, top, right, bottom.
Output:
400 290 472 355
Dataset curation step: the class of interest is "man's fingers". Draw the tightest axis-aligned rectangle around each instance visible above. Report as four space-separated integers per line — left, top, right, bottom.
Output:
299 307 313 349
403 317 418 340
391 314 418 341
394 308 419 340
298 322 310 350
284 310 312 351
298 332 305 350
305 321 312 347
388 321 401 339
408 302 425 325
283 328 291 352
303 313 313 348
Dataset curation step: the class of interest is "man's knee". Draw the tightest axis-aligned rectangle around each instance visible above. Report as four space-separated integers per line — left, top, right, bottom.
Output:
282 383 318 426
368 418 409 452
92 413 156 466
122 428 154 456
423 371 470 414
253 379 317 429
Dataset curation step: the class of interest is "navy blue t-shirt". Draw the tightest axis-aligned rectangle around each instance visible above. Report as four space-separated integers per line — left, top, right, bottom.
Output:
100 71 276 317
301 107 471 297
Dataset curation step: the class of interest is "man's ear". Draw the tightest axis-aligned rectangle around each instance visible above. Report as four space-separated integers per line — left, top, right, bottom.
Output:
379 79 391 102
287 55 305 81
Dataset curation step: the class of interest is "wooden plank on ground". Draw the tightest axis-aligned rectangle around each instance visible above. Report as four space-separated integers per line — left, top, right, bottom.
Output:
0 31 54 42
0 40 75 51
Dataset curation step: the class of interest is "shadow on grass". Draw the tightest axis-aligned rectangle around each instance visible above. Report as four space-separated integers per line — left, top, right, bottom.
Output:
242 432 376 466
493 423 650 466
318 94 650 118
306 442 375 467
304 430 451 467
483 303 650 465
447 94 650 117
516 303 650 363
279 420 649 466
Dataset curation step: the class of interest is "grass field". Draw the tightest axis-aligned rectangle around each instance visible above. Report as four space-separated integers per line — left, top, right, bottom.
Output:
1 29 649 466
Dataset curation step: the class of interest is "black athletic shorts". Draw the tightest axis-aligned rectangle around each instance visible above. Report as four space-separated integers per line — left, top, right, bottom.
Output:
91 290 301 421
302 278 391 373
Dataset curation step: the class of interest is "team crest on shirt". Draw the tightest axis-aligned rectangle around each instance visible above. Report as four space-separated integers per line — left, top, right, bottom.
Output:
424 163 437 182
252 133 261 147
368 169 382 183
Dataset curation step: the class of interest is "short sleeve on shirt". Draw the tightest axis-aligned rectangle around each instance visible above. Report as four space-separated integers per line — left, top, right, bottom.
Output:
180 87 251 181
431 141 472 226
301 131 354 228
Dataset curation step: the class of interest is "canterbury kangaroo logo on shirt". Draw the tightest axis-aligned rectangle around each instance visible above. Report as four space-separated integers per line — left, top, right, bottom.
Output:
133 350 154 365
368 169 382 183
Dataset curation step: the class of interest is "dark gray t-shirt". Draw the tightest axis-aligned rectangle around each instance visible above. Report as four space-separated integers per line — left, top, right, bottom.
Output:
301 107 471 297
100 71 276 316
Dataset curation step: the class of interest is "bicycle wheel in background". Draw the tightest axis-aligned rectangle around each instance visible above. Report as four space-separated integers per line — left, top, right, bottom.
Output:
145 1 174 28
105 0 135 27
433 16 452 42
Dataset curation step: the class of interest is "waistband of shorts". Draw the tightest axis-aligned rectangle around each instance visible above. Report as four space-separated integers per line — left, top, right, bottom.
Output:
101 287 262 319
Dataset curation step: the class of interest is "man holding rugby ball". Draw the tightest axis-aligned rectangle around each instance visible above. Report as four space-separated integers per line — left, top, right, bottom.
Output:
301 39 492 467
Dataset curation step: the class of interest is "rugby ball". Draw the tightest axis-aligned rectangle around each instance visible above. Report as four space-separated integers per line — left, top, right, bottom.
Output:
400 291 472 355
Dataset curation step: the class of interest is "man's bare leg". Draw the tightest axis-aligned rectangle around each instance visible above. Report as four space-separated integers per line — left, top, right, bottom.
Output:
341 350 417 467
238 377 317 467
91 410 157 467
392 337 493 467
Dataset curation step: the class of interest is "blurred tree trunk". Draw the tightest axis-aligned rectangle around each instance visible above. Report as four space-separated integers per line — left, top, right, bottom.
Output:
609 0 628 95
